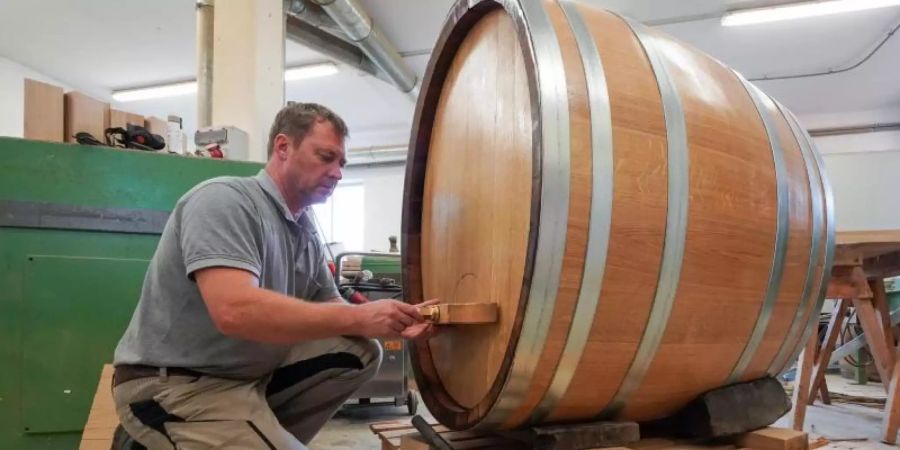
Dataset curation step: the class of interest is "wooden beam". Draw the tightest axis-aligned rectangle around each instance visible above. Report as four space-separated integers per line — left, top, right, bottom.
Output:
827 266 872 299
792 327 817 430
882 352 900 444
864 252 900 279
853 298 894 388
808 299 848 405
79 365 118 450
872 278 895 372
419 303 498 325
817 381 831 405
735 428 808 450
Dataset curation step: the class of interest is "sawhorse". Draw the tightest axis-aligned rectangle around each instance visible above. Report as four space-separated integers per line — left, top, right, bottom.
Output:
791 230 900 443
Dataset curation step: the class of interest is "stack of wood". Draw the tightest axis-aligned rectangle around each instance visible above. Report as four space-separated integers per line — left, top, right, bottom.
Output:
23 78 167 147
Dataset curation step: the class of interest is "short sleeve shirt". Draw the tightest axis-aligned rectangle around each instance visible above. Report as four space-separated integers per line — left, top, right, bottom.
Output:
113 170 340 379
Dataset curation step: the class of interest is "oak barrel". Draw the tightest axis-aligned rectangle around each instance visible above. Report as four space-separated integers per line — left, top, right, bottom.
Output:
401 0 835 430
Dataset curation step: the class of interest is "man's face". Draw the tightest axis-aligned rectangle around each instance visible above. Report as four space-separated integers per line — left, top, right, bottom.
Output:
280 120 346 206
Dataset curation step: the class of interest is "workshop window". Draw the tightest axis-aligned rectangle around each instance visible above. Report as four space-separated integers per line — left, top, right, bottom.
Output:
311 181 365 251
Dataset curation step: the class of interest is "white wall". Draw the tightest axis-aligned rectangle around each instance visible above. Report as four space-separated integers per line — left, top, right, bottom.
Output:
342 164 407 252
800 107 900 232
823 150 900 231
0 57 72 138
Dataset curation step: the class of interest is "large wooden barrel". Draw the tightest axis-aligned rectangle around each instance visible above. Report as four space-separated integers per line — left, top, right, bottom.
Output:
401 0 835 431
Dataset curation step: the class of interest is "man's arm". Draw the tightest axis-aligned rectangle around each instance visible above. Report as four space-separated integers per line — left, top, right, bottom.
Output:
195 267 426 344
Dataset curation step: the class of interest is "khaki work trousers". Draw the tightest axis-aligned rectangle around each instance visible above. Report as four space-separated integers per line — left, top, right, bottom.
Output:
112 337 382 449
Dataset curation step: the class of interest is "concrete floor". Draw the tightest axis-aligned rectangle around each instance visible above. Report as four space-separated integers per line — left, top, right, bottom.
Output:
311 393 434 450
773 374 896 450
311 376 896 450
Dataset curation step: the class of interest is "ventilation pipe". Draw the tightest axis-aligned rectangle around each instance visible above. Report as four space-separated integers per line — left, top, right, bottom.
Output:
308 0 419 99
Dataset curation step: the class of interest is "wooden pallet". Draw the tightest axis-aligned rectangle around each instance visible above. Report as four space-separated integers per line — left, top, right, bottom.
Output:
370 419 810 450
370 418 522 449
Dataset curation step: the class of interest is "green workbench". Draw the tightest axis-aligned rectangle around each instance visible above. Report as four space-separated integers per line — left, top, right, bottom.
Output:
0 137 261 449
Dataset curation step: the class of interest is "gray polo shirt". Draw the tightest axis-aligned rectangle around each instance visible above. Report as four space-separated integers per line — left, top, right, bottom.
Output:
114 169 340 379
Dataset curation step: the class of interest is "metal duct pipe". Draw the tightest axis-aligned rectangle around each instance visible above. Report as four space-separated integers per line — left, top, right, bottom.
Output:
346 144 408 167
808 122 900 137
285 0 346 39
285 16 391 84
310 0 419 98
196 0 215 128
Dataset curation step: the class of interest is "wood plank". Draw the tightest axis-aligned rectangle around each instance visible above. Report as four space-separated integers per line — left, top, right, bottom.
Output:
882 351 900 443
792 327 816 430
864 251 900 279
78 364 117 450
371 419 420 433
400 433 432 450
826 266 872 300
808 298 847 405
64 91 109 144
23 78 64 142
837 230 900 246
817 380 831 405
420 303 498 325
871 279 895 372
853 298 894 388
734 428 808 450
109 109 144 129
380 426 448 441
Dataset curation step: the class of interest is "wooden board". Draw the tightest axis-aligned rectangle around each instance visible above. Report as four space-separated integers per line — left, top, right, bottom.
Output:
23 78 64 142
64 91 109 143
735 428 808 450
109 108 145 129
78 364 119 450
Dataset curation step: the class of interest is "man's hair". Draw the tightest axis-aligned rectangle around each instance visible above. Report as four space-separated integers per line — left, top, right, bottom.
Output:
267 102 349 158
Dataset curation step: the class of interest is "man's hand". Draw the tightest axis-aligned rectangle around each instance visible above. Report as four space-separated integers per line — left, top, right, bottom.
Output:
353 299 424 338
402 299 441 340
352 298 442 339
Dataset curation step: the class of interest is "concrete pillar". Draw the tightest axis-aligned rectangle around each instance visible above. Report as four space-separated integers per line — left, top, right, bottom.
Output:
212 0 285 162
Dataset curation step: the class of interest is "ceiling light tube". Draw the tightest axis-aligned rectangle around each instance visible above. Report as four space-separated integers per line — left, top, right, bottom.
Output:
113 62 340 102
284 62 339 80
112 81 197 102
722 0 900 26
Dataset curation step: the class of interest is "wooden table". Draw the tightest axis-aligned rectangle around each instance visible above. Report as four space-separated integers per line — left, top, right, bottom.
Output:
791 230 900 442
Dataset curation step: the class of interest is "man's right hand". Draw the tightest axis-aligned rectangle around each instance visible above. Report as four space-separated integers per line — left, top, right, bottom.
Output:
352 300 425 338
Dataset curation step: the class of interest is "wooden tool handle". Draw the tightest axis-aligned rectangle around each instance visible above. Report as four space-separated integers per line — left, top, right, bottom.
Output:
418 303 498 325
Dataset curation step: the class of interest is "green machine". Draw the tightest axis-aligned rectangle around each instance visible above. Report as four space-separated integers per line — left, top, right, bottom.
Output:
0 137 262 449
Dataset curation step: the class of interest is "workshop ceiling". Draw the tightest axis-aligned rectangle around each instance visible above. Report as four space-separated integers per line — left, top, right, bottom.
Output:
0 0 897 147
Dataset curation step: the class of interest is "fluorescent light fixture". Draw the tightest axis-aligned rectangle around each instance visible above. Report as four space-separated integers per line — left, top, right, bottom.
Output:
113 62 339 102
284 62 339 81
112 81 197 102
722 0 900 26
